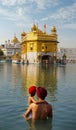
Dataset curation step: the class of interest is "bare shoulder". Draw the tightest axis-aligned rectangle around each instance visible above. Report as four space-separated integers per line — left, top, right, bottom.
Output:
45 101 52 108
48 103 52 110
49 103 52 108
28 96 32 100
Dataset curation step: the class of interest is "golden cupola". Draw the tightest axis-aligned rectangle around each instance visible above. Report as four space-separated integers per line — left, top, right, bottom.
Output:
21 31 26 36
50 25 57 40
11 35 20 44
31 24 37 31
51 26 56 33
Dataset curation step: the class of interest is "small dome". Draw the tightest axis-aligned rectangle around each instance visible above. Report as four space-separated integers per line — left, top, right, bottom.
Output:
21 31 26 36
31 24 37 31
51 26 56 32
11 36 20 44
63 53 66 58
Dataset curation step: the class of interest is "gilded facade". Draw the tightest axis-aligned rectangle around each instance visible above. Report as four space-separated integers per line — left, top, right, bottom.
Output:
21 24 59 64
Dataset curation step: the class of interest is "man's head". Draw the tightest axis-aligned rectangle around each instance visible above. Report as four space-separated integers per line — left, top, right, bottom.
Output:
36 87 47 100
28 86 36 96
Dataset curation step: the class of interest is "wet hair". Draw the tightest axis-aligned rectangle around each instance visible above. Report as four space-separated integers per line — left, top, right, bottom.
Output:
36 87 47 100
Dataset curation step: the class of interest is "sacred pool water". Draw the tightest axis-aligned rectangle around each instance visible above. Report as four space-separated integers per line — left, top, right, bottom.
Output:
0 62 76 130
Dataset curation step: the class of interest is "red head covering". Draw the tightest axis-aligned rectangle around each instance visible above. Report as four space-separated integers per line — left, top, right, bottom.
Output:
28 86 36 96
36 87 47 100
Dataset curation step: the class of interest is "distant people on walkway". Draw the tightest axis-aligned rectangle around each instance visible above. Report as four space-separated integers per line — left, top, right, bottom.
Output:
23 86 52 120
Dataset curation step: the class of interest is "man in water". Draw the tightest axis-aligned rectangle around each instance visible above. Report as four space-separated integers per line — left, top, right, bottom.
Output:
23 87 52 120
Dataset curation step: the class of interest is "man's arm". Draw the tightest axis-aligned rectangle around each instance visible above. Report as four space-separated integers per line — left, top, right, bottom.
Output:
30 97 39 104
23 105 32 120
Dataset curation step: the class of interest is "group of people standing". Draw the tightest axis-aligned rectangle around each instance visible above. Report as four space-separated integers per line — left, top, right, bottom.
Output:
23 86 52 121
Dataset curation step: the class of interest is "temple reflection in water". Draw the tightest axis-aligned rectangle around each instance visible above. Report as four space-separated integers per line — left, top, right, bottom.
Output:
20 64 57 97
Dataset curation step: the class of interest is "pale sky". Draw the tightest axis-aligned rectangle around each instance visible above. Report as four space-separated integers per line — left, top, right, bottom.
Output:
0 0 76 48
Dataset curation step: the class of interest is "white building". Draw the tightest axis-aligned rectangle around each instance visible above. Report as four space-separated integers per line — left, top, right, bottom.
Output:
5 36 21 57
58 48 76 61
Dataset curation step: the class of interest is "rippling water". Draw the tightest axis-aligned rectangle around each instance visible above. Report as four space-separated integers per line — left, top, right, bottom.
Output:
0 62 76 130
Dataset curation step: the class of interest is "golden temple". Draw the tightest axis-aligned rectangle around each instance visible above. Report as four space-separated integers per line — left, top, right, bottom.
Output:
21 24 59 64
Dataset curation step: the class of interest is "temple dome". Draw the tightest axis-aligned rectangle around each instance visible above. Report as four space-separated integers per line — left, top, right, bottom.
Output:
31 24 37 31
11 36 20 44
51 26 56 32
21 31 26 36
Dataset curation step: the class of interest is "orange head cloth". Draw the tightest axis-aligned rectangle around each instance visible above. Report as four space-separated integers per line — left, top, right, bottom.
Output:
28 86 36 96
36 87 47 100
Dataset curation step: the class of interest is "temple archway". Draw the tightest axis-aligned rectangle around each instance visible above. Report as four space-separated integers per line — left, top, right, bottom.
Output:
41 55 50 63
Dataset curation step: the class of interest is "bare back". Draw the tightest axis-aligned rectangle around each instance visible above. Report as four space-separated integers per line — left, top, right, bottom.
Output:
31 102 52 120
